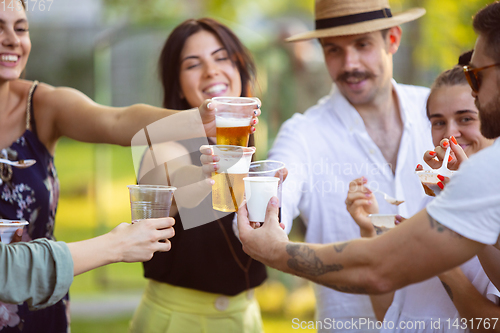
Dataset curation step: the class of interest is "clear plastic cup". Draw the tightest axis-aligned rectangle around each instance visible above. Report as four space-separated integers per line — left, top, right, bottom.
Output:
212 97 259 147
244 176 279 223
0 219 29 244
247 160 285 222
127 185 176 221
211 145 255 212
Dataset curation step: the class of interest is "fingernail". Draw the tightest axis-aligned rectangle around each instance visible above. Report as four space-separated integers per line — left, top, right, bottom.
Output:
361 176 367 183
450 136 458 145
214 164 219 171
367 201 372 205
442 141 449 148
429 151 436 157
437 174 445 181
365 193 371 198
16 229 23 236
416 164 422 169
212 156 219 162
254 110 258 115
270 197 278 207
448 155 453 162
210 179 215 185
395 214 403 220
437 182 444 190
251 127 256 133
207 102 212 109
253 119 257 125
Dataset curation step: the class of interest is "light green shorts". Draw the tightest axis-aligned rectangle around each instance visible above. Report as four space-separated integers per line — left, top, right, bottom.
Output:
129 280 263 333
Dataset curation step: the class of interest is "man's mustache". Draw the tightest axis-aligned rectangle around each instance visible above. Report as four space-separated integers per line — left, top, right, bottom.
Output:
336 71 375 82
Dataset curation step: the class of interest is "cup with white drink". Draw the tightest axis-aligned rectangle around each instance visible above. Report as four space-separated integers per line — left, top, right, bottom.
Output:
244 160 285 224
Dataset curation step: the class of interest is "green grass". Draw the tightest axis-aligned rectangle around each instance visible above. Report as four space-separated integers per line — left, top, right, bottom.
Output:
71 316 132 333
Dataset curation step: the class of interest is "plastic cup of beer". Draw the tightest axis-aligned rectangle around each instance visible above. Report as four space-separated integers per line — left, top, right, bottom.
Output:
247 160 285 222
0 219 29 244
212 97 259 147
211 145 255 212
127 185 176 221
244 177 279 223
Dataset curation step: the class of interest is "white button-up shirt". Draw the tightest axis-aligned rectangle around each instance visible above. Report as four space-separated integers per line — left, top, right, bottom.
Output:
268 80 433 329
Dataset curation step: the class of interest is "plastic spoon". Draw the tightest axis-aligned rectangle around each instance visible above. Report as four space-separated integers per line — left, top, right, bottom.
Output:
0 159 36 169
435 146 453 177
373 189 404 206
366 186 404 206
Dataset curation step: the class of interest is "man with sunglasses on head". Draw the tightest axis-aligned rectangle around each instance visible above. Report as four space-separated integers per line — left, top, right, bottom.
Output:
237 0 500 325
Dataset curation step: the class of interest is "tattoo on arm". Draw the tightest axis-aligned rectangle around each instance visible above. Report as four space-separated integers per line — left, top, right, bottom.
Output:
428 214 463 239
374 226 389 235
286 243 368 295
286 243 343 276
334 242 349 253
441 281 453 300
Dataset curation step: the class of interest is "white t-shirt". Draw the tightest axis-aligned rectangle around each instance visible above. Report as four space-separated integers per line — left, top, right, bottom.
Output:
427 139 500 244
382 257 500 333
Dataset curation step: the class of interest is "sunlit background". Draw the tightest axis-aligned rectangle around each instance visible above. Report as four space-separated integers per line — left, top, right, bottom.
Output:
23 0 491 331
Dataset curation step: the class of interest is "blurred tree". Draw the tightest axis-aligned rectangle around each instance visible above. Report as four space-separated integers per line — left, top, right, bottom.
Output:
102 0 313 25
416 0 491 72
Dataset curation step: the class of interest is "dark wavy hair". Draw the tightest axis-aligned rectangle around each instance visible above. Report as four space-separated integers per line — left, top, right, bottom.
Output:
473 1 500 64
158 18 256 110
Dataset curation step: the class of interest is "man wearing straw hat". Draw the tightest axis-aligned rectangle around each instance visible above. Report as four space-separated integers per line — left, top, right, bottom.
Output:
268 0 432 330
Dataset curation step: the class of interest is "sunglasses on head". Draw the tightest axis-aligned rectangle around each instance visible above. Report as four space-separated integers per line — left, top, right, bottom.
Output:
463 63 500 93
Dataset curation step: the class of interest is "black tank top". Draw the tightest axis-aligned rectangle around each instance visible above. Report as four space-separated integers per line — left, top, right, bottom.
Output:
140 138 267 295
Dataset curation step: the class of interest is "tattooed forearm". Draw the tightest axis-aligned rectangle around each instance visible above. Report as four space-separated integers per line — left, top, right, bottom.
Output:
286 243 343 276
428 213 463 239
334 242 349 253
441 281 453 300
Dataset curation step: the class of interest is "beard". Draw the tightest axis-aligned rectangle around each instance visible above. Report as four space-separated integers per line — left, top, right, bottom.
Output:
476 94 500 139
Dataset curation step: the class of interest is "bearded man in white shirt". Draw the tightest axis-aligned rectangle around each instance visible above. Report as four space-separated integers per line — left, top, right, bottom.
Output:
267 0 433 330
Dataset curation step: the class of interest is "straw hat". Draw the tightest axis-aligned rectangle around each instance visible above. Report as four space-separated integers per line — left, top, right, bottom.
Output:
286 0 425 42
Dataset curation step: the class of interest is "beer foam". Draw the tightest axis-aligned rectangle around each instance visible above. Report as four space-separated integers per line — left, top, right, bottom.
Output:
216 115 252 128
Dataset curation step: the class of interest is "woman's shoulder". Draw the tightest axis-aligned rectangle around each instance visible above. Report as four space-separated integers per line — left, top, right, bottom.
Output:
9 79 35 97
11 79 54 92
10 80 58 109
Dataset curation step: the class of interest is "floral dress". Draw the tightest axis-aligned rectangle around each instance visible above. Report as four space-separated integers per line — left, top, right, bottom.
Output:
0 81 68 333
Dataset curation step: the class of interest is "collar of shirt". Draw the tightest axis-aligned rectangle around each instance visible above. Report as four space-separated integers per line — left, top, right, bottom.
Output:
328 79 413 134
